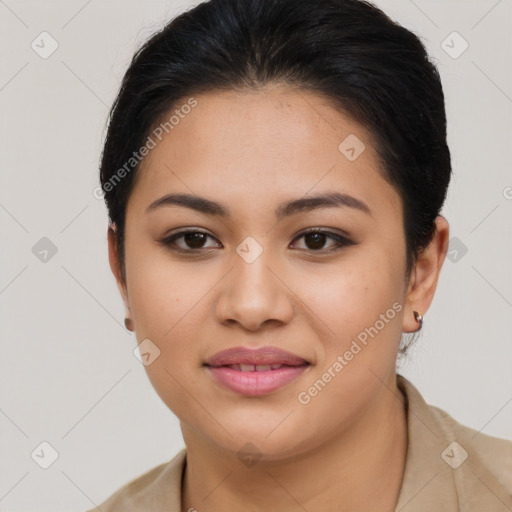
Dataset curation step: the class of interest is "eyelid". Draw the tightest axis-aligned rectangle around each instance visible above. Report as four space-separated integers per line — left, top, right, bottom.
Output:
294 226 353 241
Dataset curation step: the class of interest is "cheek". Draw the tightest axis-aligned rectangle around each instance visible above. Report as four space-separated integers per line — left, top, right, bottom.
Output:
291 260 404 430
125 241 206 338
295 251 405 344
124 249 209 419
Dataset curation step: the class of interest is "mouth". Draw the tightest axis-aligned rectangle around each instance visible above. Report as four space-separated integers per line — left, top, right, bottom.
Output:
204 346 311 396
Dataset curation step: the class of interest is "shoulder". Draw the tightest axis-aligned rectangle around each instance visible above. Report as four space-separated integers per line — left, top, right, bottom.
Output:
430 402 512 490
85 448 186 512
396 374 512 511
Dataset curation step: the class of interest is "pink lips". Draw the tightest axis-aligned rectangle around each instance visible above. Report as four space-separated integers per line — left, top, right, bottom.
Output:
204 346 310 396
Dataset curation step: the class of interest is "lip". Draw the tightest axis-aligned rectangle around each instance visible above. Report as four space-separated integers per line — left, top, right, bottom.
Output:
204 346 310 396
205 346 309 367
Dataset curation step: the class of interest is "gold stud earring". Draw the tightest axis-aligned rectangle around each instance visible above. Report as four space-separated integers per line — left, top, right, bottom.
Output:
413 310 423 331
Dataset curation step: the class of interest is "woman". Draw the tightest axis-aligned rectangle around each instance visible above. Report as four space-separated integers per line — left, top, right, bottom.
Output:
90 0 512 510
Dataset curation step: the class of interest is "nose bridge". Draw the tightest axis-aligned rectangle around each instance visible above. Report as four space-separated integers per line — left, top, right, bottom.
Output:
234 242 273 296
215 238 293 330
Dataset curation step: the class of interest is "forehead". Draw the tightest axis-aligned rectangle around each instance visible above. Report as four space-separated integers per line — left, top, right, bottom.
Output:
128 86 401 218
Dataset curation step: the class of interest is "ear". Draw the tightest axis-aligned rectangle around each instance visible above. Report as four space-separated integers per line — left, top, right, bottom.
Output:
107 224 131 317
402 215 450 333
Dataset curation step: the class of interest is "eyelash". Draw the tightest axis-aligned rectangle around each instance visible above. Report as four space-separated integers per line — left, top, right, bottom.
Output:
159 227 356 255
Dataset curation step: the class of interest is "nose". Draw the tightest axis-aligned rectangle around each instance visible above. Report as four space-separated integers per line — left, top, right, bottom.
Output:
214 247 294 332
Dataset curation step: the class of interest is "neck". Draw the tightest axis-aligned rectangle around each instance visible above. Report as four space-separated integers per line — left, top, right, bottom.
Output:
181 374 407 512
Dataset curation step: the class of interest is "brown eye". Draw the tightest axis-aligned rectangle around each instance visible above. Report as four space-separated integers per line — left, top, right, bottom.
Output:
292 229 355 253
160 230 221 251
183 232 208 249
304 232 328 250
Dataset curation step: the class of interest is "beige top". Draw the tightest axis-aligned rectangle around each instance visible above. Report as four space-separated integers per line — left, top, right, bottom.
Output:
87 375 512 511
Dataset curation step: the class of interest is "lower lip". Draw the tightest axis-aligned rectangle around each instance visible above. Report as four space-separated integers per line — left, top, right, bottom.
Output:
206 365 309 396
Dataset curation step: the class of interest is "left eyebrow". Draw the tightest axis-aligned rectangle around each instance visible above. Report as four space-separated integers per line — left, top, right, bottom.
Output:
145 191 372 218
275 192 372 219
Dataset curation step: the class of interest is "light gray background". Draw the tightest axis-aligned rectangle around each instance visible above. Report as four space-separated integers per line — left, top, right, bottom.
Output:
1 0 511 510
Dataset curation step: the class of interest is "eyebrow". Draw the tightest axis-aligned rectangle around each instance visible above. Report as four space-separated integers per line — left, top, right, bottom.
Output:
145 191 372 219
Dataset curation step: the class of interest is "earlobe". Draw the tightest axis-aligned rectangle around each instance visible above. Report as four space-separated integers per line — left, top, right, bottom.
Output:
402 215 450 333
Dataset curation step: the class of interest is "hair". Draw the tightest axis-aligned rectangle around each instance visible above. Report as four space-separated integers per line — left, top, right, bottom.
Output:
99 0 452 354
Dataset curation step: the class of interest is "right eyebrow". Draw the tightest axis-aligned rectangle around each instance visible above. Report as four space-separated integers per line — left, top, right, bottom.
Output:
146 193 228 217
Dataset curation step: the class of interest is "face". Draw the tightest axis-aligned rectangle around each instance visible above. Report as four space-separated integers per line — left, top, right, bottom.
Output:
111 86 414 459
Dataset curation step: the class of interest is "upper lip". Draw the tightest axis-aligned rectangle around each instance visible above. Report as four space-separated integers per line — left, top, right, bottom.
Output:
205 346 309 367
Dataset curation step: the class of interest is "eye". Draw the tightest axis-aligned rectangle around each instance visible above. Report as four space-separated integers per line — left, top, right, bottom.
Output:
291 228 355 253
160 229 221 251
159 227 355 254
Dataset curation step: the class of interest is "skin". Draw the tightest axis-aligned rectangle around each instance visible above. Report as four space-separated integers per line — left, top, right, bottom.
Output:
108 85 449 511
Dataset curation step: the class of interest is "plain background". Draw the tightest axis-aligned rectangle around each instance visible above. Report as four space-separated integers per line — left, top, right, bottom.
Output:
1 0 511 510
